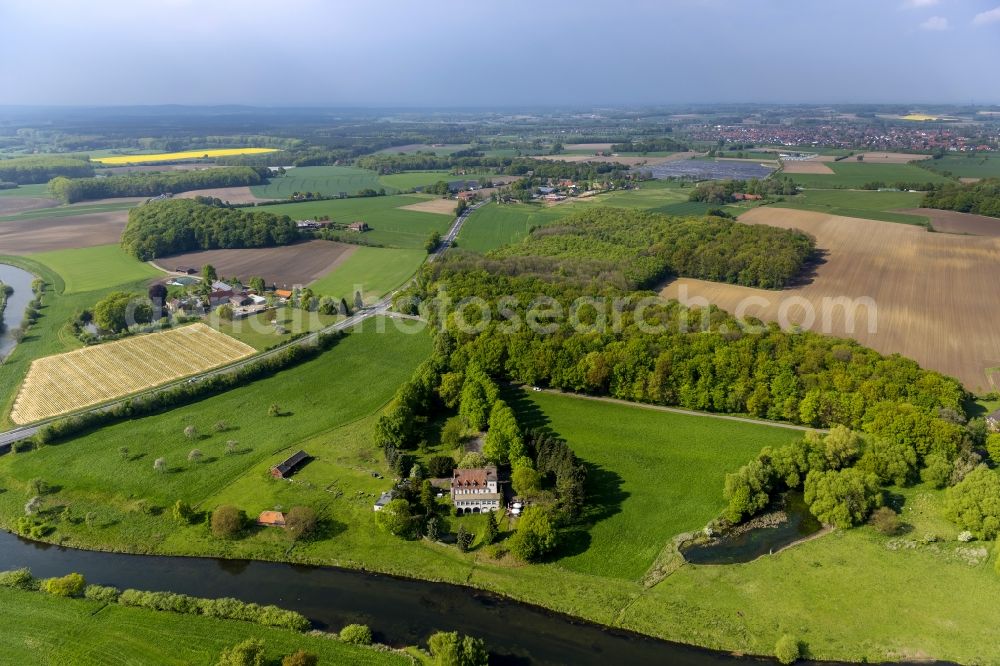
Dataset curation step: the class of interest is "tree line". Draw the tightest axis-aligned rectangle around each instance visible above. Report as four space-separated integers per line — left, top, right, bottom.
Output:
922 178 1000 218
688 177 798 203
48 166 268 203
488 207 817 290
0 156 94 184
610 137 688 153
121 199 301 260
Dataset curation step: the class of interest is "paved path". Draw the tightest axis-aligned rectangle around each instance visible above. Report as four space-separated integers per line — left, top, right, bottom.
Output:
0 200 484 450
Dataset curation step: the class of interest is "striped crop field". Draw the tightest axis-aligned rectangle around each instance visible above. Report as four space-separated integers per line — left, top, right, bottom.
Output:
10 323 254 424
91 148 279 165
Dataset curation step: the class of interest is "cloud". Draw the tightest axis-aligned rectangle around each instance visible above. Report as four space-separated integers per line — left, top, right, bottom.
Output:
902 0 939 8
919 15 949 29
973 6 1000 24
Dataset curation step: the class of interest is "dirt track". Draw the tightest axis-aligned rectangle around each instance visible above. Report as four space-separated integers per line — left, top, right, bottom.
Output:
659 207 1000 392
159 240 356 287
0 210 129 254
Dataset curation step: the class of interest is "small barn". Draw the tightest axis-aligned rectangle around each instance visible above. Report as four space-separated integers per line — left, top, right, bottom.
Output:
257 511 286 527
270 450 311 479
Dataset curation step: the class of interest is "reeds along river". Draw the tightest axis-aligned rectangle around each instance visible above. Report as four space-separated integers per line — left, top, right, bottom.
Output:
0 530 843 666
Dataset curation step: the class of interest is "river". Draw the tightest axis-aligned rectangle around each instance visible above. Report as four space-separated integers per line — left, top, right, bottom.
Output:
0 530 812 666
0 263 35 360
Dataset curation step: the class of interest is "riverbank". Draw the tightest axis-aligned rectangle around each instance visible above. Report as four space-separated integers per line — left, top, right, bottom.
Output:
0 585 411 665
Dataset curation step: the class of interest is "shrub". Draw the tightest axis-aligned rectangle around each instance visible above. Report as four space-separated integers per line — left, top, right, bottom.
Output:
281 651 318 666
27 477 49 496
456 525 473 552
211 505 245 539
774 634 801 664
870 506 901 536
428 631 488 666
920 453 952 489
41 573 86 597
944 466 1000 539
428 455 456 478
285 506 318 540
188 449 203 463
217 638 266 666
84 584 120 603
804 468 881 528
374 499 413 537
173 500 197 524
339 623 373 645
508 507 558 562
0 568 36 590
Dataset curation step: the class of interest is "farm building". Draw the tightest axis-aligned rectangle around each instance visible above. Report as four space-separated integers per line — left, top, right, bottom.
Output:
373 490 395 512
270 450 311 479
451 466 503 514
229 294 253 307
347 221 370 232
257 511 286 527
274 289 293 300
175 266 197 275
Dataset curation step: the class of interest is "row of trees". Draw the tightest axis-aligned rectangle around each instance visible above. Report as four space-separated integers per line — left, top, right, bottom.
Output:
121 198 301 260
688 177 798 203
48 166 267 203
488 207 816 290
0 156 93 184
922 178 1000 218
610 137 688 153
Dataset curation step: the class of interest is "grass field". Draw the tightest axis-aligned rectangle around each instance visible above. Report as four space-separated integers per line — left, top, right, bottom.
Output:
0 587 405 666
91 148 279 165
508 389 800 580
771 188 930 226
309 247 427 303
0 184 51 198
27 244 162 293
11 323 255 424
377 170 489 191
263 195 450 249
210 307 343 351
251 166 384 199
787 161 954 189
921 154 1000 179
0 200 136 224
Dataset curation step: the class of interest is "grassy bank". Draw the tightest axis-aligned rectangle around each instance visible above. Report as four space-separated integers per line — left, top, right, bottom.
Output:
0 586 408 665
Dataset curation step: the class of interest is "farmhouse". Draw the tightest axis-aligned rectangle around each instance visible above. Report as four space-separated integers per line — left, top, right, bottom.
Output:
451 466 503 514
986 408 1000 432
274 289 293 300
270 450 311 479
257 511 286 527
456 191 478 202
347 221 370 232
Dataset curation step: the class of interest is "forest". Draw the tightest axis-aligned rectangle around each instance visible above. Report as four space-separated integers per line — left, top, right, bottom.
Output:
48 166 267 203
0 156 94 184
120 199 301 260
487 208 816 290
922 178 1000 217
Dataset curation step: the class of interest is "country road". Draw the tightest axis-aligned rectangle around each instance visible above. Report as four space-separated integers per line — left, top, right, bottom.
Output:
0 199 484 449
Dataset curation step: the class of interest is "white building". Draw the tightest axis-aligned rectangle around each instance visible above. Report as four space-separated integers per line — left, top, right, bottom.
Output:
451 466 502 514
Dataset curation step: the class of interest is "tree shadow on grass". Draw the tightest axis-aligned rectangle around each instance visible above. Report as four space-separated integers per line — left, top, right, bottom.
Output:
305 517 348 541
551 463 628 561
501 385 550 433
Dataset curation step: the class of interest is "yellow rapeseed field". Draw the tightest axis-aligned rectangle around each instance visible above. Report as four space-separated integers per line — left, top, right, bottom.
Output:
900 113 940 121
91 148 279 165
10 323 255 424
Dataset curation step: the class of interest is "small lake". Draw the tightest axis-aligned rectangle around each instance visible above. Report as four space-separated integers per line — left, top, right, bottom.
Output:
0 530 787 666
649 159 775 181
682 494 823 565
0 263 35 360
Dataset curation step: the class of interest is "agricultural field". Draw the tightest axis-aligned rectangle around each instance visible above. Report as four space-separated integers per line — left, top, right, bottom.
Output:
786 161 953 189
772 188 930 226
377 169 491 191
177 186 273 204
309 247 427 303
661 207 1000 392
920 153 1000 179
0 207 135 255
161 240 356 288
264 195 452 249
27 244 162 294
250 166 383 199
0 587 405 666
90 148 279 165
11 323 255 424
897 208 1000 235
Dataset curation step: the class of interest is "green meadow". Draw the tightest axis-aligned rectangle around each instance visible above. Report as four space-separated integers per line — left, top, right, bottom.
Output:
921 154 1000 179
309 247 428 303
772 188 931 226
263 195 451 249
250 166 384 198
27 244 162 294
0 587 406 666
786 161 955 189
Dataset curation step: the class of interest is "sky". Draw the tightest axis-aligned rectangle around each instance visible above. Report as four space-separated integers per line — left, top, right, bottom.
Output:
1 0 1000 107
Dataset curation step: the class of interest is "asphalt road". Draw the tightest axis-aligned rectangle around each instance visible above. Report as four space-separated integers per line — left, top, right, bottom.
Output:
0 200 484 449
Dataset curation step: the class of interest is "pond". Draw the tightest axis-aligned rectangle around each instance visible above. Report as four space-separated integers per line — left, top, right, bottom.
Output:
0 530 788 666
0 263 36 361
681 493 823 566
649 159 775 181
